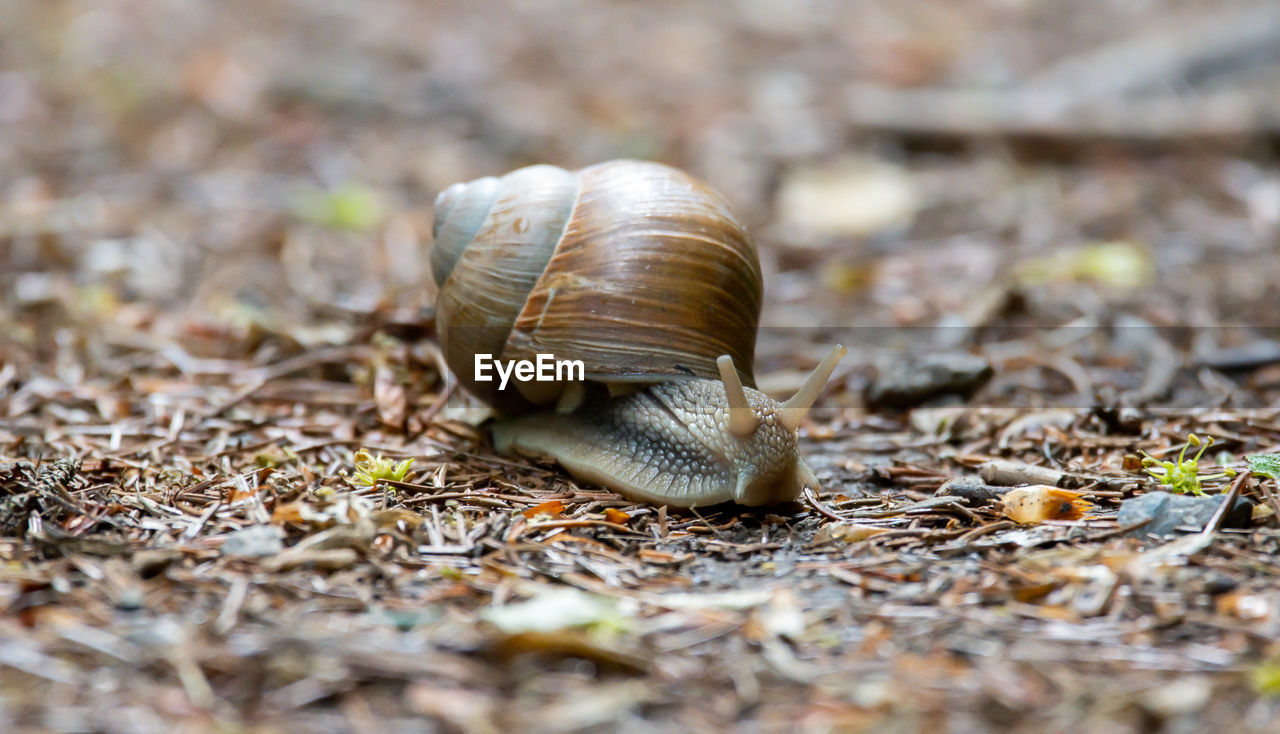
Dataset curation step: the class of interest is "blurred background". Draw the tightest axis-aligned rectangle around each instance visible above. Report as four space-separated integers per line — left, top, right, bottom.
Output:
3 0 1279 408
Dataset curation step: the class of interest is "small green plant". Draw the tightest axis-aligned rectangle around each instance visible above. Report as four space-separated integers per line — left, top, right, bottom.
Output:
1250 660 1280 697
1246 453 1280 480
349 449 414 487
292 183 386 231
1139 433 1236 496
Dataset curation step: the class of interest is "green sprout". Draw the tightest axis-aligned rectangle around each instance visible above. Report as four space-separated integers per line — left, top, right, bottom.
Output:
1251 660 1280 697
292 183 386 231
1139 433 1236 496
349 449 414 488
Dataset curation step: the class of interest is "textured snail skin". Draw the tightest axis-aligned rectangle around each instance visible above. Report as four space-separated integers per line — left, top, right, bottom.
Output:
492 379 817 507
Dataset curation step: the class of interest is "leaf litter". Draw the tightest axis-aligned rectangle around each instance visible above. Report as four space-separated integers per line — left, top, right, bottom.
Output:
6 291 1280 731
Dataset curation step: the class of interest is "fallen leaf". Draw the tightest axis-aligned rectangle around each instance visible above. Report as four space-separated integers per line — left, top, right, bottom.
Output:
371 508 424 531
522 500 566 519
775 158 919 241
812 523 889 545
1001 485 1094 524
491 631 649 673
481 588 628 634
1015 241 1154 289
263 548 359 572
637 549 689 565
643 588 775 611
1247 453 1280 479
1215 592 1270 620
271 492 375 527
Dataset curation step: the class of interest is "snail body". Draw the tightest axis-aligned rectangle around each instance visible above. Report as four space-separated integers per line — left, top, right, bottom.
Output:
431 159 843 507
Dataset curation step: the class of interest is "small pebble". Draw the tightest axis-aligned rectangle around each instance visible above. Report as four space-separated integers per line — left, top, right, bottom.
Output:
935 475 1006 506
1117 491 1253 539
221 525 285 558
865 353 993 410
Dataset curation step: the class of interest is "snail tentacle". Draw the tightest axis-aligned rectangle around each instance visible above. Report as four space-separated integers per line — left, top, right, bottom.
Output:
716 354 759 438
779 344 847 431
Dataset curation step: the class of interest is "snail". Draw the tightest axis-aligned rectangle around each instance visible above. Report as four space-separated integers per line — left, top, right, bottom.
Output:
430 159 844 507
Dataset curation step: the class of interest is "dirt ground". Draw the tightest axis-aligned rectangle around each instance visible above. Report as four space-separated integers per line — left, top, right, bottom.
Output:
4 1 1280 732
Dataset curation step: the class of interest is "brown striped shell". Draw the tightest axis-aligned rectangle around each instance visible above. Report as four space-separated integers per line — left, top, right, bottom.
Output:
431 160 762 412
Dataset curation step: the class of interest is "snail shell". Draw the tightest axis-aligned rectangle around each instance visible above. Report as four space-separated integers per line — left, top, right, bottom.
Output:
431 160 761 412
430 160 843 507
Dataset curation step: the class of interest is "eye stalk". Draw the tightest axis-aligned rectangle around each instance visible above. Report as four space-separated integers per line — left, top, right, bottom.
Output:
718 345 847 438
779 344 847 432
717 354 759 438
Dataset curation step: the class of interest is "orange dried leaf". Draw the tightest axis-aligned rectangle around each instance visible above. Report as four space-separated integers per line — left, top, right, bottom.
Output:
522 500 566 519
228 485 259 503
638 549 688 565
544 534 613 551
1001 485 1094 524
271 502 308 524
1215 592 1270 620
1011 581 1058 603
603 508 631 524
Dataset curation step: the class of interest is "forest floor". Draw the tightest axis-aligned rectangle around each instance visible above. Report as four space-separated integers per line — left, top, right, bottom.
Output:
4 1 1280 732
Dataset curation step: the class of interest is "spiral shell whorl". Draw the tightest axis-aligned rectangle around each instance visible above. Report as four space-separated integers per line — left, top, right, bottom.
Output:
511 160 760 385
430 177 498 287
430 160 761 412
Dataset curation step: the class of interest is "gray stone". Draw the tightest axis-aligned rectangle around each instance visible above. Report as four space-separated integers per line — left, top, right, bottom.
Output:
1117 491 1254 539
221 524 285 557
935 475 1006 506
865 353 993 410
